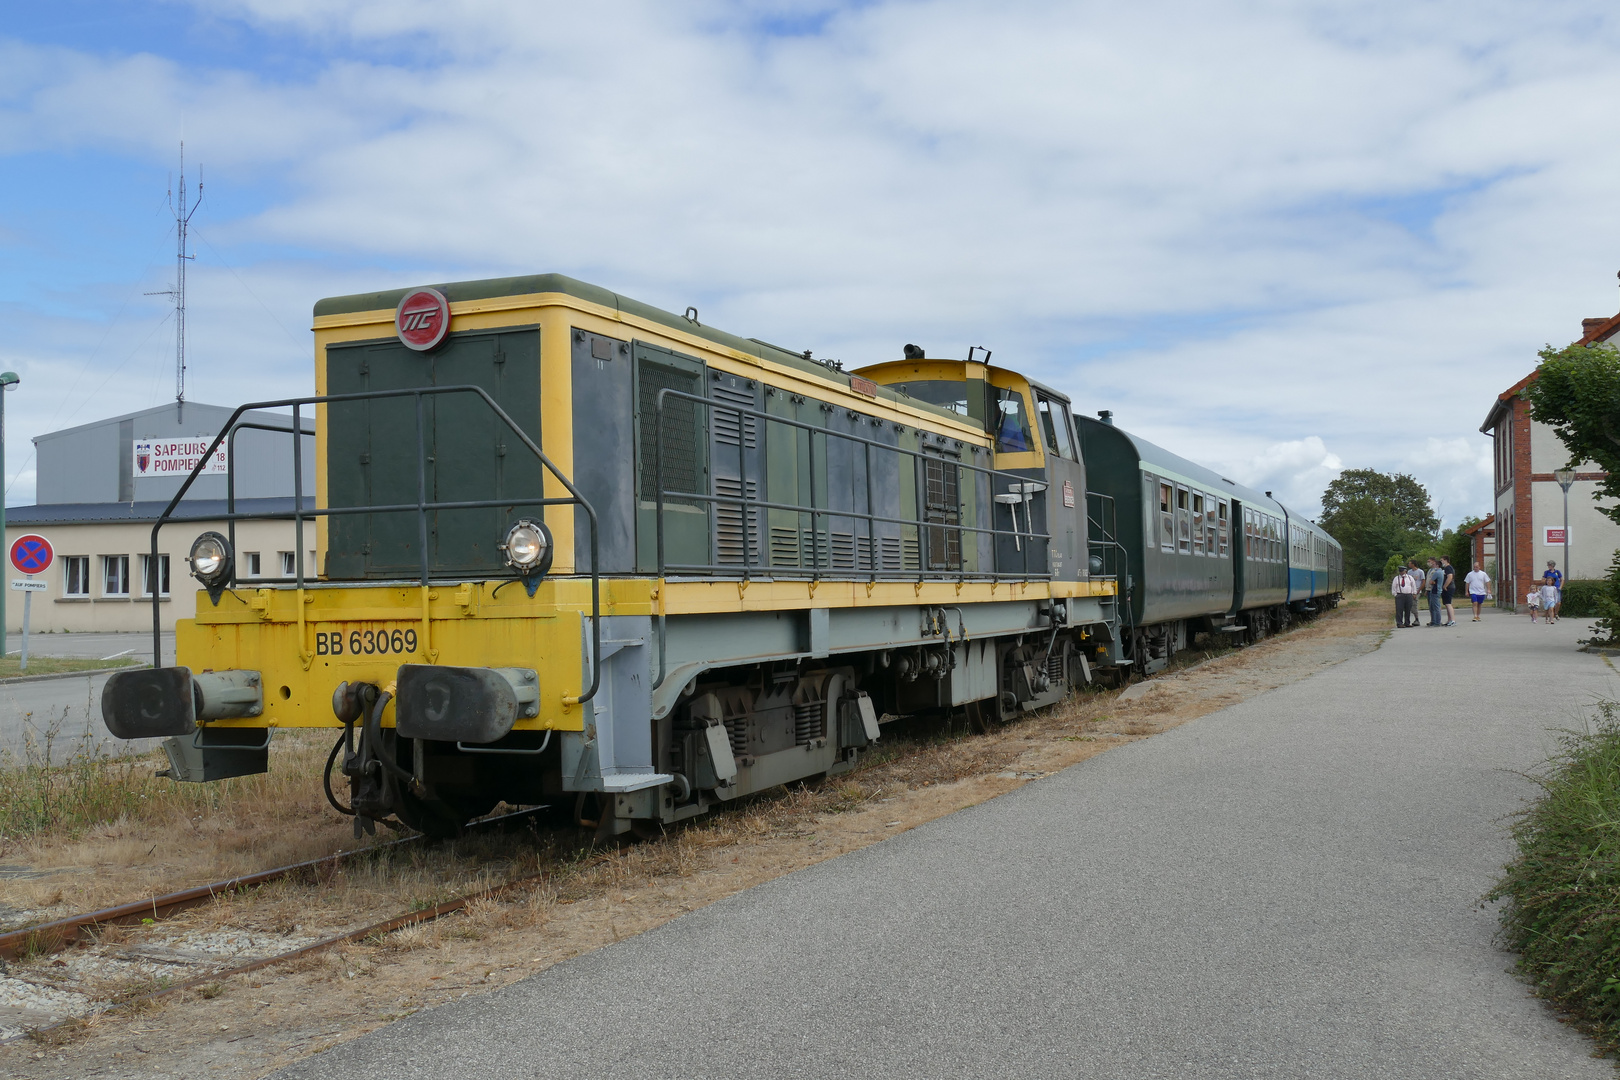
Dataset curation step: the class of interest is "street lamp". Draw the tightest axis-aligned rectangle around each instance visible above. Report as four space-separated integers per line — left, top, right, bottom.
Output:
0 371 19 662
1554 468 1576 599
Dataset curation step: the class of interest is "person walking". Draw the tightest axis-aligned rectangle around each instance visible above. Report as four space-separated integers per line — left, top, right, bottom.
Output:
1440 556 1458 626
1542 564 1562 625
1464 561 1490 621
1391 563 1419 627
1425 557 1445 627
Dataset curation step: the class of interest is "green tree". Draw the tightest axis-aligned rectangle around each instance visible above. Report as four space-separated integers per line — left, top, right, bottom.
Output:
1320 468 1438 534
1524 342 1620 524
1319 469 1440 584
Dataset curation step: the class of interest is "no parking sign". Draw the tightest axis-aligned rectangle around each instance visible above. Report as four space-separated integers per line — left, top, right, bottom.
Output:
8 534 50 672
9 534 52 576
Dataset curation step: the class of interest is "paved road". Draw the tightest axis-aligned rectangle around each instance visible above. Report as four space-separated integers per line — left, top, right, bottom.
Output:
0 633 171 760
4 630 173 664
278 609 1618 1079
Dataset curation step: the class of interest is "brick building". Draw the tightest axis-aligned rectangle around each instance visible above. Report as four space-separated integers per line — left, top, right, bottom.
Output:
1462 514 1495 575
1480 314 1620 609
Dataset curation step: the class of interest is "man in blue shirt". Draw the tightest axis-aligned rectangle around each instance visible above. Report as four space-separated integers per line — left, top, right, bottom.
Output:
1425 558 1445 627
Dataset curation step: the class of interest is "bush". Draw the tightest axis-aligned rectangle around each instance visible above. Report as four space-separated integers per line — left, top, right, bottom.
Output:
1558 579 1609 619
1490 702 1620 1053
1585 551 1620 644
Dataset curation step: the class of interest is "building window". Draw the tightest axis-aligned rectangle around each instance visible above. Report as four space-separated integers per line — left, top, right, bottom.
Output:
140 554 171 597
63 556 90 597
280 551 296 577
244 551 262 577
102 555 130 597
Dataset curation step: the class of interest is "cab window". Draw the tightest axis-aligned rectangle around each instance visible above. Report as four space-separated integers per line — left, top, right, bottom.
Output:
993 387 1033 453
1036 393 1077 461
892 379 970 416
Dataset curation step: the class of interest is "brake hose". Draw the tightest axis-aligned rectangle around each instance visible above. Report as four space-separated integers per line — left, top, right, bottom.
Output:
322 729 355 816
365 689 416 785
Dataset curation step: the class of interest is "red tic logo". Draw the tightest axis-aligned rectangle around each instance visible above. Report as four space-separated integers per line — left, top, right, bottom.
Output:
395 288 451 351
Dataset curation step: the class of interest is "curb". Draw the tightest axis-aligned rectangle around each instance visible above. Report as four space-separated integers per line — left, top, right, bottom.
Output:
0 665 147 687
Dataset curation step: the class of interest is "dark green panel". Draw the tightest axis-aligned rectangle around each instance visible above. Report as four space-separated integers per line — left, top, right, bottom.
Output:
323 328 540 580
633 342 709 572
327 339 434 578
431 330 543 575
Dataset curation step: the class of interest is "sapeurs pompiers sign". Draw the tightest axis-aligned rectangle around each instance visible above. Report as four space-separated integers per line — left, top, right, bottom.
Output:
132 437 229 477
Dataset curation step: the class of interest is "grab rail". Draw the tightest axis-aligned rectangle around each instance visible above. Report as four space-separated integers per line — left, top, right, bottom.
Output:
148 385 605 706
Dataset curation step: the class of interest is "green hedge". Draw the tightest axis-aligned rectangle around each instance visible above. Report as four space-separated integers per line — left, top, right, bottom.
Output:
1558 579 1608 618
1491 705 1620 1054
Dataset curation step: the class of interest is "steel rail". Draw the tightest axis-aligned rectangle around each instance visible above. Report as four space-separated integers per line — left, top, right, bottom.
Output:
0 807 545 961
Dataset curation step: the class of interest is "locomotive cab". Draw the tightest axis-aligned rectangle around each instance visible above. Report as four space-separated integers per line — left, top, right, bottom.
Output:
851 357 1090 583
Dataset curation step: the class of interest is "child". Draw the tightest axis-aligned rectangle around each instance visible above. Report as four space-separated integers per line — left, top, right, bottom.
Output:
1541 569 1561 625
1527 589 1542 622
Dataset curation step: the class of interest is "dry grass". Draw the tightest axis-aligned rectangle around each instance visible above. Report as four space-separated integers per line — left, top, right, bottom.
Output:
0 658 142 680
0 598 1390 1080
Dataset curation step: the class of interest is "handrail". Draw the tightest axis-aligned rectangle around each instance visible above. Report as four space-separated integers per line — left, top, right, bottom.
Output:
149 385 604 706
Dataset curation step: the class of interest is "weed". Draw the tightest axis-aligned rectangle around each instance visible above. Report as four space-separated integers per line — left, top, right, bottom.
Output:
194 982 224 1000
24 1015 88 1047
1490 700 1620 1055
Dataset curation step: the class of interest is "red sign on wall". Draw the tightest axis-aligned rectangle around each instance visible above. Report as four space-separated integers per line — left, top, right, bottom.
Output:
1545 526 1568 545
395 288 451 352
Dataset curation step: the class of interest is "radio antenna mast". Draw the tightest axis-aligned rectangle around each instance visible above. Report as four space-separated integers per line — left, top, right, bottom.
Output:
146 142 202 409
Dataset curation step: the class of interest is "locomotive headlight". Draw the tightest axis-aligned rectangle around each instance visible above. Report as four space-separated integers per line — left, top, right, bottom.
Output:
187 531 233 587
499 519 553 577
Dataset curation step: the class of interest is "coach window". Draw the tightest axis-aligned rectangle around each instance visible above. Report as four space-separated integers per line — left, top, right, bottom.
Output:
1217 502 1229 556
1036 394 1077 461
992 388 1034 454
1158 482 1174 551
1191 493 1205 555
1176 486 1192 553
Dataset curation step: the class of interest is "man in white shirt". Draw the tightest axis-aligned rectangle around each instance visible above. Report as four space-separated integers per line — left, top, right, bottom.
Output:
1391 564 1420 628
1464 561 1490 622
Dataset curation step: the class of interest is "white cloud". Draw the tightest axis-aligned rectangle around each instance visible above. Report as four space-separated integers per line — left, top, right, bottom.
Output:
2 0 1619 519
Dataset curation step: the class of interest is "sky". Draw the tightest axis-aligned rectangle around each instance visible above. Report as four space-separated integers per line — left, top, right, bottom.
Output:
4 0 1620 526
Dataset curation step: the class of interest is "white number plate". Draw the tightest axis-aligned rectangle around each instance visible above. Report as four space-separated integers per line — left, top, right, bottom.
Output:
314 624 420 658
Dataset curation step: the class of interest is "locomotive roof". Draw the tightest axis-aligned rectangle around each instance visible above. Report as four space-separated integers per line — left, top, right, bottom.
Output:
322 274 874 391
1083 418 1331 536
1075 413 1282 516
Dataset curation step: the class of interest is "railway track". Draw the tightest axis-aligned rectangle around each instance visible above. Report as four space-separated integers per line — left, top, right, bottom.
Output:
0 806 549 963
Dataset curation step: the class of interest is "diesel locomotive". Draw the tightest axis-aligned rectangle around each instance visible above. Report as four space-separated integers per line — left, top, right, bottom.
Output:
101 274 1341 837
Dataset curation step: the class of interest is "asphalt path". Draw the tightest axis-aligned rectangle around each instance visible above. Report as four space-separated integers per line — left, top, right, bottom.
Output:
278 607 1619 1079
3 630 172 664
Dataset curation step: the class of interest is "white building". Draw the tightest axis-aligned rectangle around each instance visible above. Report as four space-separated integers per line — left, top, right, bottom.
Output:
4 402 314 633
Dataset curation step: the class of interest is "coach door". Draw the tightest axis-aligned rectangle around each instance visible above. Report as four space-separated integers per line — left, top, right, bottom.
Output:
1034 389 1087 581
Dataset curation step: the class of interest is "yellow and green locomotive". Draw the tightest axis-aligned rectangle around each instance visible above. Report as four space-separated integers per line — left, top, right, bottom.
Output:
103 274 1120 836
